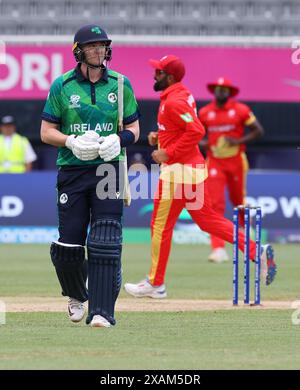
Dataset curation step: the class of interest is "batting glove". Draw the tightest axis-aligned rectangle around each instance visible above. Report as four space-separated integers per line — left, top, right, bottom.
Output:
65 131 101 161
98 134 121 162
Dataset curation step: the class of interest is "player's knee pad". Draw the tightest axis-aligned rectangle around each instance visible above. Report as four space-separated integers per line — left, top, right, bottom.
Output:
86 219 122 325
50 241 88 302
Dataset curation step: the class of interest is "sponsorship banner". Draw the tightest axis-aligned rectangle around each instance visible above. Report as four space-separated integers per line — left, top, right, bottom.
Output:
0 45 298 101
0 171 299 244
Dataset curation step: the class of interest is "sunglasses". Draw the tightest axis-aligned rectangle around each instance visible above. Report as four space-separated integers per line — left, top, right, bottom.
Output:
155 69 167 76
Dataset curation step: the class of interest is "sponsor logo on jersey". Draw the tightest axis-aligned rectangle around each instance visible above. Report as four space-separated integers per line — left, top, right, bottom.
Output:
207 124 236 132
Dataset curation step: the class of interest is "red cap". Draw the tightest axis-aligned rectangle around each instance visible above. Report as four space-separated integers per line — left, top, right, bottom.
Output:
207 77 239 97
149 55 185 82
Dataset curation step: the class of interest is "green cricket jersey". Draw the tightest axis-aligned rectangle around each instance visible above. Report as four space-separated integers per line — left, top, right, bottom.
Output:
42 64 139 166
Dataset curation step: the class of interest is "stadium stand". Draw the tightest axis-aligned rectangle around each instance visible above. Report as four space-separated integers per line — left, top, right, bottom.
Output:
0 0 299 36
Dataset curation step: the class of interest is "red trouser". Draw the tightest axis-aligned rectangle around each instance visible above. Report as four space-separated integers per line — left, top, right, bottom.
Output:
149 178 256 286
206 153 248 250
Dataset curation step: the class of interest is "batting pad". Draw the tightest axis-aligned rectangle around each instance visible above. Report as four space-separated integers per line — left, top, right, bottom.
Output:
50 241 88 302
86 219 122 325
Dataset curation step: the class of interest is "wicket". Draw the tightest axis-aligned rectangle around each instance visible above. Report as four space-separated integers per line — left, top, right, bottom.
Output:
233 205 262 306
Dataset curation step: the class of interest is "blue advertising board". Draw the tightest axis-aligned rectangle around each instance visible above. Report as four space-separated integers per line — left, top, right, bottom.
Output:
0 170 299 243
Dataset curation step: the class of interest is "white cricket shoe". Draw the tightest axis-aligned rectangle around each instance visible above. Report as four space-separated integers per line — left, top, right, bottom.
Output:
124 279 167 299
68 298 86 323
90 315 111 328
208 248 229 263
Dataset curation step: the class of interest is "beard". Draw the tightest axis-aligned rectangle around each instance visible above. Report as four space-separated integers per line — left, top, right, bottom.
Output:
216 96 229 105
153 77 168 91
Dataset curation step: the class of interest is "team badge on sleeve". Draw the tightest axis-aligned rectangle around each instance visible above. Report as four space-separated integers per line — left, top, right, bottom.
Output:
180 112 194 123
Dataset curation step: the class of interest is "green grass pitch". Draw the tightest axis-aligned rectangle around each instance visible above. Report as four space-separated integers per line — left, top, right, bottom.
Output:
0 243 299 369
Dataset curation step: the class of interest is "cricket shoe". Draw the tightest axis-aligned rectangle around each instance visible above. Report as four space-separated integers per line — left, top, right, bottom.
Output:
90 315 111 328
68 298 86 323
124 279 167 299
208 248 229 263
260 244 277 285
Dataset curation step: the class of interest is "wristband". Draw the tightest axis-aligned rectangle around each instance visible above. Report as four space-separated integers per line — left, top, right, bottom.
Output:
119 129 135 147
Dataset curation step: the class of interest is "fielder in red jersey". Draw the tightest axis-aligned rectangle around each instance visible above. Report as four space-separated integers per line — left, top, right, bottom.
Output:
199 78 264 263
124 56 276 298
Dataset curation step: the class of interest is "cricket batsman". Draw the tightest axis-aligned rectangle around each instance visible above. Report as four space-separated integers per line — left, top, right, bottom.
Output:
124 55 276 298
199 78 264 263
40 24 140 327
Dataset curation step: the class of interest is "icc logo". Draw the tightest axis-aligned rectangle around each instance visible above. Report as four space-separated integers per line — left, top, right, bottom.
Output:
69 95 81 108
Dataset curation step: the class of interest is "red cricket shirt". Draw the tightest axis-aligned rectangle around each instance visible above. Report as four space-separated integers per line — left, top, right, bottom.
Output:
158 82 205 166
198 99 256 158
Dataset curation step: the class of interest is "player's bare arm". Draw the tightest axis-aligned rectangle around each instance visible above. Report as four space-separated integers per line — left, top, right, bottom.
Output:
152 149 169 163
40 120 67 147
225 119 264 146
41 120 101 161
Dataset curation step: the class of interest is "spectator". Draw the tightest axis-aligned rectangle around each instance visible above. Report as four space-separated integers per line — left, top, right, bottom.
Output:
0 115 37 173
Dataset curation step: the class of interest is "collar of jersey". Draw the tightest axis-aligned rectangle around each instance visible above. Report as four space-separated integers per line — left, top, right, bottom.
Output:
160 82 184 99
74 64 108 83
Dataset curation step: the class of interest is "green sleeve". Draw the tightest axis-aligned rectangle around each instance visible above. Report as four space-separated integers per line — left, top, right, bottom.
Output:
123 77 140 125
42 77 63 124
